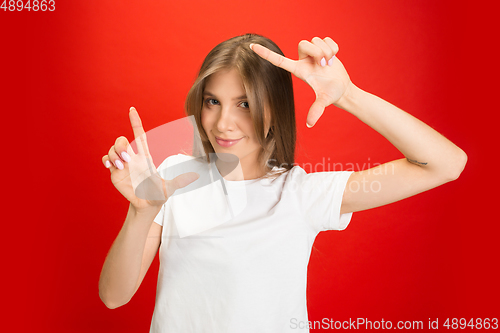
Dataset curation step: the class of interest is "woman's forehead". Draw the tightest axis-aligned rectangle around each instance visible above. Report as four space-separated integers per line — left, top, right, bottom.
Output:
204 69 246 96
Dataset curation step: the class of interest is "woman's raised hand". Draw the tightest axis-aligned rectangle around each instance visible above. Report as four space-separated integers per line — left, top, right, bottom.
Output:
251 37 352 127
102 107 199 212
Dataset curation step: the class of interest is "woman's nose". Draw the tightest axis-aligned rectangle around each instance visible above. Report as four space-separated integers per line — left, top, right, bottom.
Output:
216 107 235 133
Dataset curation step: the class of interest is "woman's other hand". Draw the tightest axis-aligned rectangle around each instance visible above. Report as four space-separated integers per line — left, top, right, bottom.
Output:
251 37 352 127
102 107 199 212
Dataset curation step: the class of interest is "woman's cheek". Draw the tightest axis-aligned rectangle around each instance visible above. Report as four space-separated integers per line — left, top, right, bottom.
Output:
201 109 210 130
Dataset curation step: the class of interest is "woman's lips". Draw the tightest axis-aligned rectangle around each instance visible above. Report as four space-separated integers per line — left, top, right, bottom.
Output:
215 136 243 148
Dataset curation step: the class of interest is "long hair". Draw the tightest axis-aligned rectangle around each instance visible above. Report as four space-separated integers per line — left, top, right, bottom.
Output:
185 33 296 177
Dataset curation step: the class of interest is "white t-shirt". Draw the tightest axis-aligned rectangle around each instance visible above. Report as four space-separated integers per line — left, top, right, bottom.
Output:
150 154 353 333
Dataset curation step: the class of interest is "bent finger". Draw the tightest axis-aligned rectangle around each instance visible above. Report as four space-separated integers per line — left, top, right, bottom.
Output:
250 43 297 74
114 136 133 162
312 37 334 66
102 155 115 171
298 40 324 66
323 37 339 54
323 37 339 64
108 145 125 170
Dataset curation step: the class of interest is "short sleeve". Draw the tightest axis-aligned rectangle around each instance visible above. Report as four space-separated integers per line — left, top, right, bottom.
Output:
152 154 185 227
153 203 166 226
287 167 354 233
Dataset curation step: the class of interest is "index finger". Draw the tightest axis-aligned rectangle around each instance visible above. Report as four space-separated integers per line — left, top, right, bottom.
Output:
250 44 297 74
129 107 150 155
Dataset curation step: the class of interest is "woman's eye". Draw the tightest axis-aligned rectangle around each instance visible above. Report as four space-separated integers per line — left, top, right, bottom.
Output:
205 98 219 106
240 101 249 109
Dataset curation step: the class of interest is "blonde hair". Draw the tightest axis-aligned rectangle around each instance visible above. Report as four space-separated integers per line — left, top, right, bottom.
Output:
185 33 296 178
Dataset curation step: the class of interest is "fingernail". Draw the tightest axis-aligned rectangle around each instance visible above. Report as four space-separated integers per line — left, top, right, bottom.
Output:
320 57 326 67
105 160 111 168
130 106 136 111
328 57 334 66
306 122 313 128
115 160 124 170
249 43 254 50
121 152 131 162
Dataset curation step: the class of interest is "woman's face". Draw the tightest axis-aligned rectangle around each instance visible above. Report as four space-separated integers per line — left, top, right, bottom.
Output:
201 69 268 170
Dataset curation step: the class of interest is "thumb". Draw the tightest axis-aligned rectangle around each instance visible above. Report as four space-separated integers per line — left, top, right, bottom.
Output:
306 95 329 128
165 172 200 197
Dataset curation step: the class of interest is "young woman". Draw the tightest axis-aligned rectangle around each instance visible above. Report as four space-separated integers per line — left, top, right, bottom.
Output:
99 34 467 332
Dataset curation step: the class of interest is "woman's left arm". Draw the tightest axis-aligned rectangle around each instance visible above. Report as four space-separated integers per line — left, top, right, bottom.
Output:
251 37 467 214
335 84 467 214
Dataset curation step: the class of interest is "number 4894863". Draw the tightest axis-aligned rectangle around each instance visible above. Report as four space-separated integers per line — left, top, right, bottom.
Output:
1 1 56 11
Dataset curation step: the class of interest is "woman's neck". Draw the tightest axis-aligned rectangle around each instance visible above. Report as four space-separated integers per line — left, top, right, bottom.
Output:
215 156 269 181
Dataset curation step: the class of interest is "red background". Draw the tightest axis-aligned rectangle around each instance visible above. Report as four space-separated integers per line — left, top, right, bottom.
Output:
1 0 498 331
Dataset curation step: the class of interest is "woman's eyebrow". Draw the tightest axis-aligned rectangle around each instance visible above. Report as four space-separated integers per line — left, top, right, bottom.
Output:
203 91 216 97
203 91 247 100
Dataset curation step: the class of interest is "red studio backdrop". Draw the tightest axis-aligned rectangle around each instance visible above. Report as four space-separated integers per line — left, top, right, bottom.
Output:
1 0 498 332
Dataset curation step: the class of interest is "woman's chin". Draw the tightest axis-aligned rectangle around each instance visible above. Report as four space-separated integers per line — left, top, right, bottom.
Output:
215 152 240 164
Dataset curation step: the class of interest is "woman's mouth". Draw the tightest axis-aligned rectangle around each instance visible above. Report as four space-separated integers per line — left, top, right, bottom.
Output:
215 136 243 148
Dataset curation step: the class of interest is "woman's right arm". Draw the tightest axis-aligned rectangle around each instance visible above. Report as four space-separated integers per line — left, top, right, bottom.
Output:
98 204 162 309
98 107 198 309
